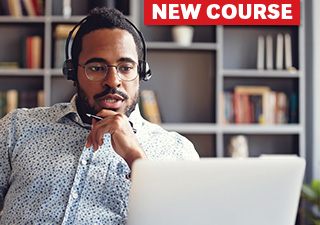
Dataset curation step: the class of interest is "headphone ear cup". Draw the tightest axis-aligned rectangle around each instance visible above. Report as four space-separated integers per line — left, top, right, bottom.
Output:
143 62 152 81
63 59 75 80
139 61 152 82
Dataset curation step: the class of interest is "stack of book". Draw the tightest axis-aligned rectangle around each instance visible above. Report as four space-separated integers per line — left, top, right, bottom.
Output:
257 33 294 71
21 35 42 69
0 89 44 118
222 85 297 124
0 0 44 17
0 35 42 69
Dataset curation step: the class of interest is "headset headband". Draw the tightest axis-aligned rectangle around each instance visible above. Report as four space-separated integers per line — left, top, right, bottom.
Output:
63 14 152 82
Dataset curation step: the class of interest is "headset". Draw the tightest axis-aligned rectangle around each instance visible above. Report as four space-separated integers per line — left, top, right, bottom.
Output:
62 16 152 82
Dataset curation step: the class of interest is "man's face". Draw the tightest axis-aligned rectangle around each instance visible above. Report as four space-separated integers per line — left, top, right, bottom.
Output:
76 28 140 119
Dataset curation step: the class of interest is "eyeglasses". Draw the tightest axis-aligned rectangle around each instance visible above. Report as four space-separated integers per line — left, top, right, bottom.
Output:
78 61 139 82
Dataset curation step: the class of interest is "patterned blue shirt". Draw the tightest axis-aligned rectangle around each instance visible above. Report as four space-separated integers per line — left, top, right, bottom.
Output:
0 95 199 224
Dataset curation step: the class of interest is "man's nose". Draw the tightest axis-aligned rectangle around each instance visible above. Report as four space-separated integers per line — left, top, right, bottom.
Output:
102 67 121 88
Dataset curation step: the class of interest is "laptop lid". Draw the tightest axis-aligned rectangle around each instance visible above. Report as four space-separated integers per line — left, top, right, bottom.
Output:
127 157 305 225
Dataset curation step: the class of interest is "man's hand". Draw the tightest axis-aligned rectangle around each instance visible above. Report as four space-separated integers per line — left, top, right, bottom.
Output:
85 110 147 169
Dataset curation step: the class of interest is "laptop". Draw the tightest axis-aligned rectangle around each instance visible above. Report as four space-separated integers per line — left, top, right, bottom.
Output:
127 157 305 225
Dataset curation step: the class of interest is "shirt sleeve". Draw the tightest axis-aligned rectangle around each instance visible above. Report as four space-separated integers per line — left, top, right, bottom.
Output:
0 111 16 211
168 131 200 160
179 134 200 160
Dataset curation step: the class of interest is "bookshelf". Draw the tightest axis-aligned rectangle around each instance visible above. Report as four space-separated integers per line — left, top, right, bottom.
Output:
139 0 306 160
0 0 306 160
0 0 139 109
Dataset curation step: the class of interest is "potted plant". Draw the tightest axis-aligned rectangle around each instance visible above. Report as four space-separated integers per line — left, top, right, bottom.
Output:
300 180 320 225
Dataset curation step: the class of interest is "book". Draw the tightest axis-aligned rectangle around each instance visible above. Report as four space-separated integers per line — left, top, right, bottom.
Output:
233 92 241 124
257 35 265 70
284 33 293 70
140 90 162 124
30 0 40 15
222 91 234 124
19 0 28 16
0 90 44 116
23 0 36 16
233 93 254 124
0 62 19 68
25 36 42 69
31 36 42 68
6 89 18 114
269 91 277 124
35 0 43 15
26 36 33 68
234 86 271 124
276 92 288 123
266 35 273 70
253 95 263 123
241 93 250 124
223 87 291 125
276 33 284 70
289 91 298 123
8 0 22 17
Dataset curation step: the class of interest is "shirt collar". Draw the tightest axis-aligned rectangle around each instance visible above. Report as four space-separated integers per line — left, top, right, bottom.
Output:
56 94 84 125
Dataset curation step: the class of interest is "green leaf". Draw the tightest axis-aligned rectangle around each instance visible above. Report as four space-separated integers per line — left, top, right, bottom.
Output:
311 180 320 197
302 184 317 199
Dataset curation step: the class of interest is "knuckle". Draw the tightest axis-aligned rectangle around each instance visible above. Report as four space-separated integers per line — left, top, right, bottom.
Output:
114 114 125 125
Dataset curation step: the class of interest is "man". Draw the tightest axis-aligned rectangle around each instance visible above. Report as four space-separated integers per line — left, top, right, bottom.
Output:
0 7 199 224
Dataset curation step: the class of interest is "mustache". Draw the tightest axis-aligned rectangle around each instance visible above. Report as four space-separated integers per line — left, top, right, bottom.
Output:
93 87 129 100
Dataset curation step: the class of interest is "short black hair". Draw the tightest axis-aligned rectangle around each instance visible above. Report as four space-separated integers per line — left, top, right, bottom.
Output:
71 7 143 79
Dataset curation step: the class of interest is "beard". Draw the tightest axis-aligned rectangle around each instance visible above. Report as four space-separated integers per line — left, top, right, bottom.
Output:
76 83 139 118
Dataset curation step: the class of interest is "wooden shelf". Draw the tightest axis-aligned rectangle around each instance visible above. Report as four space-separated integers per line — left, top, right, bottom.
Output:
223 69 301 78
147 42 217 51
161 123 219 134
0 16 46 23
161 123 302 134
0 69 45 76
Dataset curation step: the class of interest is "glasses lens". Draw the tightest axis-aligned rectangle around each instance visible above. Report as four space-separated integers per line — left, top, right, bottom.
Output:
84 62 138 82
85 62 107 81
117 63 138 81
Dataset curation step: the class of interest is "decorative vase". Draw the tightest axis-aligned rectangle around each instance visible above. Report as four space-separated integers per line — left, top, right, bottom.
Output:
172 25 194 46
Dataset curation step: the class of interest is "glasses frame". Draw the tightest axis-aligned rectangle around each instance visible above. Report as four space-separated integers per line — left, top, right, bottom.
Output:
78 62 139 82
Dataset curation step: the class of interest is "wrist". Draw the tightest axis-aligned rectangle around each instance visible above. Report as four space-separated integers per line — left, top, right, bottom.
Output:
125 149 147 170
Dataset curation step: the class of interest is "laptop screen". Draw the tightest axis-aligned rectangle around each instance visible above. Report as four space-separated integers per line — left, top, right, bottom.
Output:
127 157 305 225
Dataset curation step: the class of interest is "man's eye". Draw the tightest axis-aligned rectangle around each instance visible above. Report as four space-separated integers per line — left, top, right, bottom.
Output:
119 65 133 73
89 66 104 72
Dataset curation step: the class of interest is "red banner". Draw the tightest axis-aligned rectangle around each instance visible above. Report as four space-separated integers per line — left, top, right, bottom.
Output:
144 0 300 25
